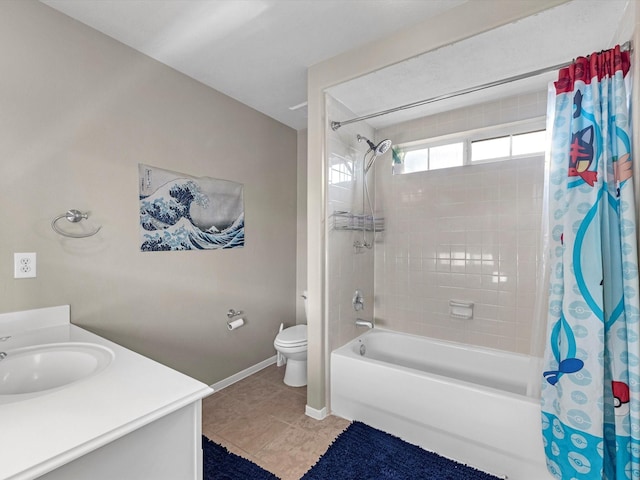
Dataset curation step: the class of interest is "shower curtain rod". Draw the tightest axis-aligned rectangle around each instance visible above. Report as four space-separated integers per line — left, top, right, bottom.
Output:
330 41 632 131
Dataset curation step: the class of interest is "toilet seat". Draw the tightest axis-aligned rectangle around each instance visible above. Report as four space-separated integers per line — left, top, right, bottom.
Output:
274 324 307 348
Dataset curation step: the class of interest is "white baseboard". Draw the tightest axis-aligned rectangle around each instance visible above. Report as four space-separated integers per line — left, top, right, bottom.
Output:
305 405 327 420
211 355 277 392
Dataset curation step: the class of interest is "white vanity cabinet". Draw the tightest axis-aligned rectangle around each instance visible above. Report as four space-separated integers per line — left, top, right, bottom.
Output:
39 402 203 480
0 306 213 480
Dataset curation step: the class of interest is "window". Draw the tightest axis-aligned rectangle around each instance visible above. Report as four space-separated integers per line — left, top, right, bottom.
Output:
328 155 354 185
393 118 546 175
471 136 510 161
471 130 545 163
512 130 547 156
431 143 464 170
400 142 464 173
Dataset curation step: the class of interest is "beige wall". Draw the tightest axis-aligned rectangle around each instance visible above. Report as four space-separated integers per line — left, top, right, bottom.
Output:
296 130 308 324
0 0 297 385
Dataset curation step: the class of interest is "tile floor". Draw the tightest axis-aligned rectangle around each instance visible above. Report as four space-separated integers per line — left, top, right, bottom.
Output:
202 364 350 480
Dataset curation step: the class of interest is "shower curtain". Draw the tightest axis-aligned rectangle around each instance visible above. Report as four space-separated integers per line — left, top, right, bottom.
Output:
540 45 638 479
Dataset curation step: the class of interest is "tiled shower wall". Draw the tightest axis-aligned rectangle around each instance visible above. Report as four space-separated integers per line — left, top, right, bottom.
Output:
374 91 548 354
326 96 376 354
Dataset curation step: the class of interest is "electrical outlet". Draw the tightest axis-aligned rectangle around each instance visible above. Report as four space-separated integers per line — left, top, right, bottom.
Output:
14 253 36 279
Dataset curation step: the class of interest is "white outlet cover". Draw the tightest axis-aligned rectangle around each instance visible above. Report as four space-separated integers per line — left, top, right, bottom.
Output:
14 252 36 279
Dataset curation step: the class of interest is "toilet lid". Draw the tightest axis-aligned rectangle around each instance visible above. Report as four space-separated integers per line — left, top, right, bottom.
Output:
275 324 307 346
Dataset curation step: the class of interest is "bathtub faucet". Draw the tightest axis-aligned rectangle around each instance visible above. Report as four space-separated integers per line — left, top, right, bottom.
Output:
355 318 374 329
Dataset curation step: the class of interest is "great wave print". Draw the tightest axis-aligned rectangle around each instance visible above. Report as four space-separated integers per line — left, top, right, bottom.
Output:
139 164 244 251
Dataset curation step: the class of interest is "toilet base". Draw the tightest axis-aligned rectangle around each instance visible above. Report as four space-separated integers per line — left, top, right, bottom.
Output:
283 359 307 387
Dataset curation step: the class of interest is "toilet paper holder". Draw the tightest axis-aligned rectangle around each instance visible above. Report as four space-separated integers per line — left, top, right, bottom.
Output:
226 308 245 331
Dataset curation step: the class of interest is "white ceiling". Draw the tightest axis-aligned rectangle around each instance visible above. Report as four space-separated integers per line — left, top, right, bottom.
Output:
40 0 467 131
328 0 629 130
40 0 629 132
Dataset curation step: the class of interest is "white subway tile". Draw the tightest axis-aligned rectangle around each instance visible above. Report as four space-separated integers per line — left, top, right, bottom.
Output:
365 94 546 354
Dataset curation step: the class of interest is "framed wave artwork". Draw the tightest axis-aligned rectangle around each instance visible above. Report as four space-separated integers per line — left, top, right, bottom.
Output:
138 164 244 251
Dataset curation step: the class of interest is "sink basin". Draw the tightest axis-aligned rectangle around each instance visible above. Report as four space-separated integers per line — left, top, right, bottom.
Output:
0 342 113 396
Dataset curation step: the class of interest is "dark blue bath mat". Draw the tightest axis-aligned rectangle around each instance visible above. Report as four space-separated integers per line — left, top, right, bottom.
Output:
202 436 279 480
301 421 502 480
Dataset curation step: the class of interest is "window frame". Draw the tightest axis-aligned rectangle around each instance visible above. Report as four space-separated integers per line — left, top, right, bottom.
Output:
393 116 547 174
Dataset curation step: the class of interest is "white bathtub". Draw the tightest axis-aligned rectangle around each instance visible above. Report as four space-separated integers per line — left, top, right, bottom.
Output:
330 329 550 480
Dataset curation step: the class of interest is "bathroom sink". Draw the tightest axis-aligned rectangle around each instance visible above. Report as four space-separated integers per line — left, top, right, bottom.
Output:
0 343 113 396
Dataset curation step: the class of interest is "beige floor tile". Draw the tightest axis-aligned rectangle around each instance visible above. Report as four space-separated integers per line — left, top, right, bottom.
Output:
202 391 255 432
255 425 321 475
295 414 351 445
203 365 349 480
216 413 291 453
258 365 308 395
263 424 323 456
255 363 286 382
223 376 285 404
258 389 308 425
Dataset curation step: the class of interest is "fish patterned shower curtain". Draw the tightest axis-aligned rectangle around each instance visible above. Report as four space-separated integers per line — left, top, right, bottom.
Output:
540 45 639 479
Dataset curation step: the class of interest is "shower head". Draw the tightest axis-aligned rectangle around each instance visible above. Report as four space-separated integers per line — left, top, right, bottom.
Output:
357 134 392 156
358 134 392 174
375 139 392 156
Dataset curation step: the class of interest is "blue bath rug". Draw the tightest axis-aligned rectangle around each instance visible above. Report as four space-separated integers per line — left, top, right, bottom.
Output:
301 421 502 480
202 436 279 480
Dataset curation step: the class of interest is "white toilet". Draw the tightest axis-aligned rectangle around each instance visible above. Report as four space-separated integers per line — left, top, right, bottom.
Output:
273 293 308 387
274 324 307 387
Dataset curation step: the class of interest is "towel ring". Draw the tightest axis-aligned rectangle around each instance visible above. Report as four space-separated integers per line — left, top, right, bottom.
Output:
51 209 102 238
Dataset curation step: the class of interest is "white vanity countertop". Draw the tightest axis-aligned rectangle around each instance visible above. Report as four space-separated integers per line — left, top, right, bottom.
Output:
0 306 213 480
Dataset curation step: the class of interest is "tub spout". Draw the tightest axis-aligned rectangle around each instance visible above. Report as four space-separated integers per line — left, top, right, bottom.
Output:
355 318 374 329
